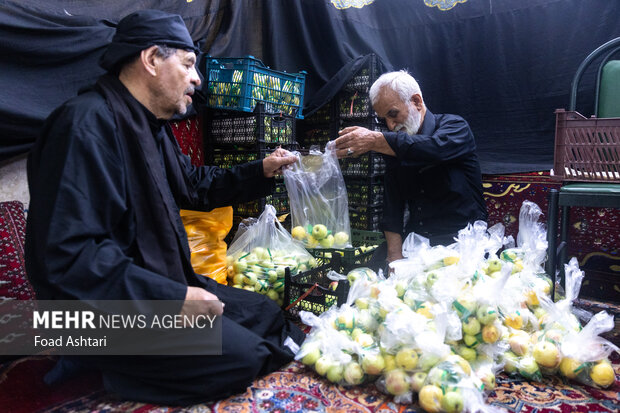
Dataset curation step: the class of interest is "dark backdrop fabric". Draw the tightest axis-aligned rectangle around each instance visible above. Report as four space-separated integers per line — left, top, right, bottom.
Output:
2 0 620 174
0 0 223 162
210 0 620 174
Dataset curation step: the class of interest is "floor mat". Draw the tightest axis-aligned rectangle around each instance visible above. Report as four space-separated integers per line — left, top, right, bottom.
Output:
1 354 618 413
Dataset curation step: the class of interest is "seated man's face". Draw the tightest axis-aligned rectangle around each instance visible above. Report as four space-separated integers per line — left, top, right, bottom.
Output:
153 49 201 119
374 88 422 135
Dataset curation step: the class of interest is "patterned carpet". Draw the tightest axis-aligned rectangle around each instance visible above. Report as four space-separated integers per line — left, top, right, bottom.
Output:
482 172 620 304
1 354 618 413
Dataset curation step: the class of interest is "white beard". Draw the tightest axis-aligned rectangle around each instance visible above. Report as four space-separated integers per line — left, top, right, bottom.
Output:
395 103 422 135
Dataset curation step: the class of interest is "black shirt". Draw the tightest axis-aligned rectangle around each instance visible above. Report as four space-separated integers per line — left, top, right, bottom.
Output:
26 78 273 301
380 109 488 244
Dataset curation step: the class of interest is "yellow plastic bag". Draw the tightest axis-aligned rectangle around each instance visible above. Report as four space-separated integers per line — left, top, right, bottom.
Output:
180 207 233 285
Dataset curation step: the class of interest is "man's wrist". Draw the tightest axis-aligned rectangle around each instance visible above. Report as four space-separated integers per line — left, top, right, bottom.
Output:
372 131 383 152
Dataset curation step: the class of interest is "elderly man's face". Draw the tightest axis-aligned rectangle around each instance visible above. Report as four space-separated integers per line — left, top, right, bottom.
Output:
152 49 201 119
373 88 421 135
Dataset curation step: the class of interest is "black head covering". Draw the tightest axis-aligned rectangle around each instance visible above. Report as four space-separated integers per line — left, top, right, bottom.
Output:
100 9 199 72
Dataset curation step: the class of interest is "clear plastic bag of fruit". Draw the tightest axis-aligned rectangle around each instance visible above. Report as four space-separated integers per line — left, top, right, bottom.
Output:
502 258 586 381
454 221 506 276
500 201 548 275
283 143 352 249
448 265 510 367
226 204 317 303
297 308 370 386
531 258 619 384
419 355 502 413
558 311 619 388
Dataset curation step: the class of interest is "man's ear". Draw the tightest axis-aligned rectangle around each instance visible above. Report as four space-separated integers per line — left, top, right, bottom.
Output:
411 94 424 111
141 46 160 77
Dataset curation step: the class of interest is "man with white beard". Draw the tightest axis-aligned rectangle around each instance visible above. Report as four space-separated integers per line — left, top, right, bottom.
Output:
334 70 487 268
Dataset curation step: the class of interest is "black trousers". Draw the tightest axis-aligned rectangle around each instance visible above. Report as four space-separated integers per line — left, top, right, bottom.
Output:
49 278 305 406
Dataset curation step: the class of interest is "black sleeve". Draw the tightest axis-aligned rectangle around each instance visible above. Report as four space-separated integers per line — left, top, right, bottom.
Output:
27 103 187 301
380 163 405 235
382 116 476 167
166 132 275 211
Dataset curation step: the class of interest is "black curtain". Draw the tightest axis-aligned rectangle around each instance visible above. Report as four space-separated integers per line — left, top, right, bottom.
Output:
2 0 620 174
0 0 222 161
210 0 620 174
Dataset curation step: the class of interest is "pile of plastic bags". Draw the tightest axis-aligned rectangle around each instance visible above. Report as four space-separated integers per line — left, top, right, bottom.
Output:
295 201 618 413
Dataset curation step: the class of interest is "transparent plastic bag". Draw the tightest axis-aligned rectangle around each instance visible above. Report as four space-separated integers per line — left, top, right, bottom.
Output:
181 207 233 285
559 311 619 388
283 144 352 248
296 307 369 386
226 205 316 303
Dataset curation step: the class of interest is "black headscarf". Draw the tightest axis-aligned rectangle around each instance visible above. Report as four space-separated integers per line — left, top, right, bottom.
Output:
99 9 200 72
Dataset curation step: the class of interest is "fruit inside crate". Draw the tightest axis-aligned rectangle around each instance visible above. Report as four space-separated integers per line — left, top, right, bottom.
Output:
339 152 386 177
283 256 349 317
210 150 264 169
299 127 332 147
308 229 384 273
349 206 383 232
204 55 306 119
207 105 296 146
234 194 289 217
346 177 384 207
303 102 334 124
339 91 371 119
343 54 382 93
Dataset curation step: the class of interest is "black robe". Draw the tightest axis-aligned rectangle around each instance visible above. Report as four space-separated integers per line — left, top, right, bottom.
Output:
25 75 304 405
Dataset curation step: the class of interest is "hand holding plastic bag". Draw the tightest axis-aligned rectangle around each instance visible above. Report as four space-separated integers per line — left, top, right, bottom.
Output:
283 144 352 248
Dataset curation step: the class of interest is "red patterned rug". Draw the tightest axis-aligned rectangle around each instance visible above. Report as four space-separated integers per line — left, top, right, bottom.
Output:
1 354 618 413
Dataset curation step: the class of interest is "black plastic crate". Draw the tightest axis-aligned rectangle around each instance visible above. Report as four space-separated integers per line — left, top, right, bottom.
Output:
204 104 296 147
302 99 337 125
298 125 333 148
273 177 287 196
345 176 384 207
339 117 389 133
283 257 348 317
339 151 386 177
343 53 383 93
349 206 383 232
308 229 384 273
233 193 289 217
207 149 266 169
339 90 372 120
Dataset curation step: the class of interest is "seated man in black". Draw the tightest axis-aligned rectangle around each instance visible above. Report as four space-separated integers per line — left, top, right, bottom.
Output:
25 9 304 406
334 70 488 267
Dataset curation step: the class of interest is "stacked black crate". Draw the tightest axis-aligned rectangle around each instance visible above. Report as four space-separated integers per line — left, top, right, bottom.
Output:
297 98 338 150
203 103 298 242
338 54 386 232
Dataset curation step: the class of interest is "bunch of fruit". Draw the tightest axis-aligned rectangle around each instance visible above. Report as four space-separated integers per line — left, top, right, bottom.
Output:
500 258 618 389
291 224 350 249
226 246 317 305
295 202 618 412
449 294 504 370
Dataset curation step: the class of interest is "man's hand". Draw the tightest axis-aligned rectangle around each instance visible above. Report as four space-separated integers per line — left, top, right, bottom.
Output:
385 231 404 262
180 286 224 318
334 126 395 158
262 147 297 177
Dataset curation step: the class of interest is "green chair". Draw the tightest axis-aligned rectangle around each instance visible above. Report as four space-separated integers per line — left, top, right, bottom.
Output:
546 38 620 299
